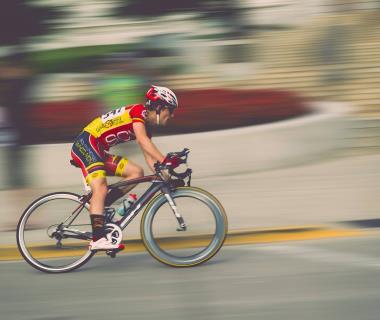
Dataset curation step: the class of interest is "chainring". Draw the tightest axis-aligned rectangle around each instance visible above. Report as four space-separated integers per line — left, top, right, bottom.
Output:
104 223 123 245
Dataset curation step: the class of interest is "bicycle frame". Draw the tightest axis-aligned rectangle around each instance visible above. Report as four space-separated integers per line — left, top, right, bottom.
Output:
74 173 184 233
113 175 167 230
62 149 192 241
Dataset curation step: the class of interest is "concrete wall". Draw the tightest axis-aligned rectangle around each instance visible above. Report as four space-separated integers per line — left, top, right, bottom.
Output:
0 101 352 189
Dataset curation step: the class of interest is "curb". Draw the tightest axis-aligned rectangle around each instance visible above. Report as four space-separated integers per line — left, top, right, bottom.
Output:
0 225 368 262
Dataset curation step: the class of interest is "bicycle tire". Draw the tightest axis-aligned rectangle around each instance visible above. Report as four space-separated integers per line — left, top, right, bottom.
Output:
16 192 95 273
140 186 228 267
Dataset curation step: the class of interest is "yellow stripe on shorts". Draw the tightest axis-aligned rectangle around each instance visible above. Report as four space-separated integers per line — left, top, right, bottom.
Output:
115 158 129 177
86 162 104 171
86 170 106 185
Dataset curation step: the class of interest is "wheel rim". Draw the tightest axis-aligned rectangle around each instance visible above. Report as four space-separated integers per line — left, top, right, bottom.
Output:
142 188 227 266
17 193 93 272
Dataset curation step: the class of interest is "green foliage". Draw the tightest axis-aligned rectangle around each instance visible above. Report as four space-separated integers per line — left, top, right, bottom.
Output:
30 44 131 73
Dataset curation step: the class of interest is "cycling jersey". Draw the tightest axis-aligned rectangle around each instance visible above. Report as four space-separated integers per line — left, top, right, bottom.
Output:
71 104 150 185
83 104 148 150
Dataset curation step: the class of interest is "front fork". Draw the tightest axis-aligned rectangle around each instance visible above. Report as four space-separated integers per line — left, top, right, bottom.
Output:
162 186 187 231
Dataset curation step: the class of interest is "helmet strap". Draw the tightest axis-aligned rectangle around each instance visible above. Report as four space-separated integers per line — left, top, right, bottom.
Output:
156 110 160 126
155 105 164 126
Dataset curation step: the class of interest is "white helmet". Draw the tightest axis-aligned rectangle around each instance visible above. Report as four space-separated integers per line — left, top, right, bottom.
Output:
145 85 178 110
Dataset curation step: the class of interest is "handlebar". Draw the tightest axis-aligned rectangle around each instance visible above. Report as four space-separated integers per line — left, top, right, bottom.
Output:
154 148 192 180
166 148 190 159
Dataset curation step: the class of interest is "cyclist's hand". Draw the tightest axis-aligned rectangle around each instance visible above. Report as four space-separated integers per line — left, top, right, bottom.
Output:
162 155 181 169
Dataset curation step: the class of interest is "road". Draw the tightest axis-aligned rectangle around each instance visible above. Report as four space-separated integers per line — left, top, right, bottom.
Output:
2 234 380 320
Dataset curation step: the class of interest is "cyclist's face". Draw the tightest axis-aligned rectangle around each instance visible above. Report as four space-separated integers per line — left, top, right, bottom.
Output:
159 107 174 126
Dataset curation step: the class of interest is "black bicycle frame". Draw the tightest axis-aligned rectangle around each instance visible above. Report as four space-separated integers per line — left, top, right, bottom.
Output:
63 148 191 240
116 177 166 230
78 174 172 231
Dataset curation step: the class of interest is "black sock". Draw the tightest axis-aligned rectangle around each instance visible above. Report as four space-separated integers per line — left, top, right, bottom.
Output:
104 188 125 207
90 214 105 241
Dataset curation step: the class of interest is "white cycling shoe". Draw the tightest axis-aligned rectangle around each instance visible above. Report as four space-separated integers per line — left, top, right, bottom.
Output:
89 235 125 251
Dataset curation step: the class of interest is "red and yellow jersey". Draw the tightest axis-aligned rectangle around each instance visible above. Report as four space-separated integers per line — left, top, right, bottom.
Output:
83 104 148 149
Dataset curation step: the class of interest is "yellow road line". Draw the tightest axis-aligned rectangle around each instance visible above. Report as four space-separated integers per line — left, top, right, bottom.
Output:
225 228 366 246
0 227 368 261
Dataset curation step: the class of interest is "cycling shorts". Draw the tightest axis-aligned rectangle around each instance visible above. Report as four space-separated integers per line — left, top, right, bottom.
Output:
71 131 129 185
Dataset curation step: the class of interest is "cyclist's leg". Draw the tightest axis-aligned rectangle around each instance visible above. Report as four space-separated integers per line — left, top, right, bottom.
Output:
119 158 144 180
119 159 145 193
104 154 144 206
71 132 108 240
88 176 108 213
88 176 108 241
71 134 124 250
87 175 124 250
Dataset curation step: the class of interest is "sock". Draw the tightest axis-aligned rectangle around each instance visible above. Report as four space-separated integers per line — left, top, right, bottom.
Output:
104 188 125 207
90 214 105 241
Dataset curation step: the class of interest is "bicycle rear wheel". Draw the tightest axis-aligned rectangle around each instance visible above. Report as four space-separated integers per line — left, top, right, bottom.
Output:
141 186 228 267
16 192 94 273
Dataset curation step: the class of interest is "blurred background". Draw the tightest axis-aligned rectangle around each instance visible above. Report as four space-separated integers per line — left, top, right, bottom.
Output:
1 1 380 319
0 0 379 229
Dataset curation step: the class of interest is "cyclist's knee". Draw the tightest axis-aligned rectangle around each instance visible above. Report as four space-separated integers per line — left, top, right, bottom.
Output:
126 165 144 179
90 179 108 198
132 166 144 179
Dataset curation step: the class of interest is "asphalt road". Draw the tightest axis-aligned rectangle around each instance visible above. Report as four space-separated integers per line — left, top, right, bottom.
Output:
2 234 380 320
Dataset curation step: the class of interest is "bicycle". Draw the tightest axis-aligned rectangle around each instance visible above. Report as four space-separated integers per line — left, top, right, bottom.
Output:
16 148 228 273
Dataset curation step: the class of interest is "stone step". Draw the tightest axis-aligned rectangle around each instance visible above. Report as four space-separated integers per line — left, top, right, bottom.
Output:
251 83 323 93
351 49 380 56
256 65 377 74
258 37 380 51
252 80 318 87
348 42 380 49
355 104 380 113
342 87 380 95
343 92 380 100
261 43 380 54
166 76 380 98
264 61 380 70
245 76 380 89
253 72 320 81
343 78 380 85
356 111 380 118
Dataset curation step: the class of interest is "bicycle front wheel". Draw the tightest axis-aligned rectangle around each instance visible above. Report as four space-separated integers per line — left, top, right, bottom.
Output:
16 192 94 273
141 186 228 267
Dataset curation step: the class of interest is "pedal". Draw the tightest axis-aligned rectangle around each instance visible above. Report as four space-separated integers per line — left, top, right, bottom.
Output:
106 244 125 258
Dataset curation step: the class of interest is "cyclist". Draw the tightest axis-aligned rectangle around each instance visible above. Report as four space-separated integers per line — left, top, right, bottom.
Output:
71 85 181 251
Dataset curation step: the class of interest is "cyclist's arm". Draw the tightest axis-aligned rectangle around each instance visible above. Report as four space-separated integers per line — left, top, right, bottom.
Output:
141 151 155 174
133 122 165 171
